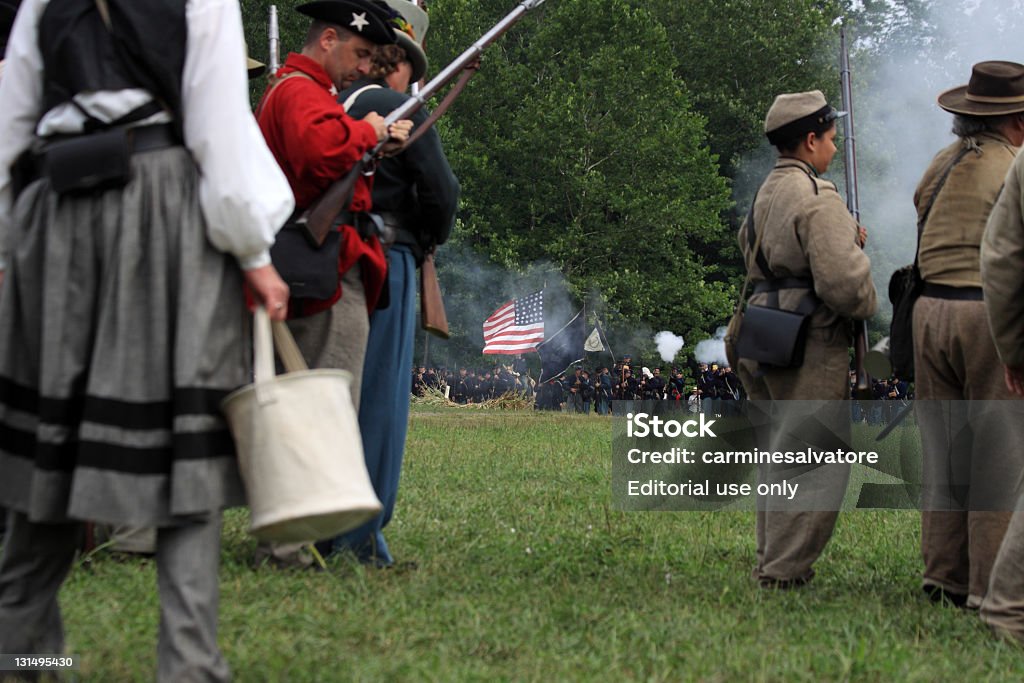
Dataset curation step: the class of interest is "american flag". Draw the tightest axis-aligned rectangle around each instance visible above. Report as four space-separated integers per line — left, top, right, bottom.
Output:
482 290 545 355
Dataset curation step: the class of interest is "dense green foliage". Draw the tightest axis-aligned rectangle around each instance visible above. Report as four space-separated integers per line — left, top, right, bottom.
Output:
651 0 845 177
428 0 734 351
237 0 992 366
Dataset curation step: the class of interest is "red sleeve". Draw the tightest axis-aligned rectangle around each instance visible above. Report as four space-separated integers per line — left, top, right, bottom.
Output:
259 78 378 209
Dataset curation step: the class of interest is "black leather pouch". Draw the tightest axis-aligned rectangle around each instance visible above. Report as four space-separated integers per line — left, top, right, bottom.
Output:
735 303 812 368
44 128 131 195
270 225 342 301
888 264 923 380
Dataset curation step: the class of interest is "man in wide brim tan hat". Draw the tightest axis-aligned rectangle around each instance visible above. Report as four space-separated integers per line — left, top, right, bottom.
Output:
937 60 1024 116
912 59 1024 613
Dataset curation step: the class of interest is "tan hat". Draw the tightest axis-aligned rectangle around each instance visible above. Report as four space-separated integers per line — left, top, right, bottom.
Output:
938 61 1024 116
380 0 429 83
764 90 846 145
244 43 266 80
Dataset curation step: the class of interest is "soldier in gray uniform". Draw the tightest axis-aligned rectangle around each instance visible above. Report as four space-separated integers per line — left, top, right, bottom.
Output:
736 90 876 588
977 65 1024 642
912 61 1024 609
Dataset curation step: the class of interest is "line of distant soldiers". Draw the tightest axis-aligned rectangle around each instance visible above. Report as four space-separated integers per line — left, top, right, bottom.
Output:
412 363 532 403
410 356 750 416
537 359 746 415
849 372 912 425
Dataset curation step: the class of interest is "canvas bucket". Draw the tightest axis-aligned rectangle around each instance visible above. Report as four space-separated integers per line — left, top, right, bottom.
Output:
221 307 382 542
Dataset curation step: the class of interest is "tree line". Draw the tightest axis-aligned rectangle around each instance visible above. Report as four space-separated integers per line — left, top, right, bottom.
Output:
240 0 1010 369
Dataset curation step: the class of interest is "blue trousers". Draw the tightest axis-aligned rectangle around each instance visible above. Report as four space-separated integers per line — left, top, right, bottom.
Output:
333 246 416 564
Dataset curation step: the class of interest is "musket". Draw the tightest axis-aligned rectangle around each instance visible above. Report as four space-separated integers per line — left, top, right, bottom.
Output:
268 5 280 77
840 26 873 401
410 0 423 97
303 0 547 245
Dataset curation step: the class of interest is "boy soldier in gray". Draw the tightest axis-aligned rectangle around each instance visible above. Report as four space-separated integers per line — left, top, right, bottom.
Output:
978 74 1024 641
913 61 1024 609
736 90 876 588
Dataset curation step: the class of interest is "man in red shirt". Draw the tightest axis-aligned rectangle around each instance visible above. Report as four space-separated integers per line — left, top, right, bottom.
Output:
255 0 412 569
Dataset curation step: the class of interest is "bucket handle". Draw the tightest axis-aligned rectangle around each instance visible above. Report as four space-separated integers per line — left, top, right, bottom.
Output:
253 307 311 404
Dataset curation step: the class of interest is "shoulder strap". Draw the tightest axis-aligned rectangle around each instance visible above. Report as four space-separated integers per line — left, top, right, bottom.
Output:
95 0 112 26
255 71 315 119
775 161 820 195
741 173 821 313
915 144 972 267
734 191 766 313
746 191 774 280
341 84 383 112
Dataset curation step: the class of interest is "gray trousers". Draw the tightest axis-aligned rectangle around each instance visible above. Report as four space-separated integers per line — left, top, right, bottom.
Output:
286 264 368 405
259 264 370 565
738 330 852 583
913 295 1024 605
0 510 229 682
982 508 1024 642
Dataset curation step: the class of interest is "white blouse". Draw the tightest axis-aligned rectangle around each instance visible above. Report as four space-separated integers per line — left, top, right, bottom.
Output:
0 0 294 271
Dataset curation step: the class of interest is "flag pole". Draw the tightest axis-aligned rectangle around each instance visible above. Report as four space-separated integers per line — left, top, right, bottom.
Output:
536 308 585 382
597 319 615 364
582 301 587 362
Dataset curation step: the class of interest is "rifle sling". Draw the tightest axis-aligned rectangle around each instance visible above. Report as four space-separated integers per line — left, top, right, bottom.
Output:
406 65 478 147
305 163 363 246
308 66 479 241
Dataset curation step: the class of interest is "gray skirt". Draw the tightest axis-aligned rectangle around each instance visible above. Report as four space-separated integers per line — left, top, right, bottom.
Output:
0 146 248 526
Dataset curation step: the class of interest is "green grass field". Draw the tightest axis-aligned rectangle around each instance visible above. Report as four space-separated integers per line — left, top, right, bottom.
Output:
58 405 1024 681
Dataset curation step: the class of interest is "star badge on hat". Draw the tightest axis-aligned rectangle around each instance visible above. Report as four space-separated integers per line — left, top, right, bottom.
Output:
350 11 369 31
296 0 396 45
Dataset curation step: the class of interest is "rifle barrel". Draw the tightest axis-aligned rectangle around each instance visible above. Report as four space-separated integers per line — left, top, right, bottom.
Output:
840 27 859 221
303 0 547 242
840 26 872 397
385 0 547 125
269 5 280 76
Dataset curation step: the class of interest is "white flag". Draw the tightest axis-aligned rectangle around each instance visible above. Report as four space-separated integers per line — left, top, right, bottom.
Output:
584 327 605 352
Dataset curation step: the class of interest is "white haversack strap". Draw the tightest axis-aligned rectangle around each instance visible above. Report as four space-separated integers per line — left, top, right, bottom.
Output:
341 84 383 112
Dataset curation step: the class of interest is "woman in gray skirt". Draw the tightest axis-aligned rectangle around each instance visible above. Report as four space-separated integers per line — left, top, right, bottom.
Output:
0 0 293 679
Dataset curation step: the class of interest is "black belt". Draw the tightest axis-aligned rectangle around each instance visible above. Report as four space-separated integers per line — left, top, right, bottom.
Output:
43 123 179 155
378 211 420 247
341 210 420 246
922 283 983 301
125 123 179 153
16 124 180 194
753 277 813 294
338 210 384 239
